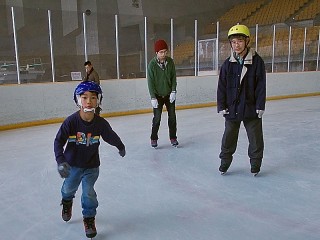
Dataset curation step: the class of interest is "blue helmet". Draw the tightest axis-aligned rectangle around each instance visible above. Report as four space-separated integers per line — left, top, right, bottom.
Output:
73 81 103 107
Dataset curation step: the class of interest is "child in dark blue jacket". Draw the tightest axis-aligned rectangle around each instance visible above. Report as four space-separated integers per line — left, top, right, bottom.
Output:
54 81 125 238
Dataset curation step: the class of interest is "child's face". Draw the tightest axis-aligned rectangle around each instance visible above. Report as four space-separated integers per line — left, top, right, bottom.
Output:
80 91 98 110
156 49 167 62
230 36 248 55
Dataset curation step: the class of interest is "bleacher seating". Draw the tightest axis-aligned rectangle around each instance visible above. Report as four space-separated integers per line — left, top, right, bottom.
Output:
295 0 320 21
173 41 194 65
175 0 320 67
256 26 320 56
217 0 267 29
244 0 309 27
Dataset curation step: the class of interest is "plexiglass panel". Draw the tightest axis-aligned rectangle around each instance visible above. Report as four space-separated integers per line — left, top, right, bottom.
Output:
0 6 17 84
118 14 145 79
173 16 195 77
50 9 84 82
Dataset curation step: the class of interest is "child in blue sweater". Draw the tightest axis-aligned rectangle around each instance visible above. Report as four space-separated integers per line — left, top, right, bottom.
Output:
54 81 125 238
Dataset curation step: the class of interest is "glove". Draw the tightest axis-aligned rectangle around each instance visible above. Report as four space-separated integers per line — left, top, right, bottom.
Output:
57 162 71 178
169 91 176 103
218 109 229 115
119 148 126 157
256 109 265 118
151 98 158 108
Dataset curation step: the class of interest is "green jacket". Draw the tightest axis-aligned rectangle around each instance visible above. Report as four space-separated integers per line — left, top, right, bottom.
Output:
147 56 177 98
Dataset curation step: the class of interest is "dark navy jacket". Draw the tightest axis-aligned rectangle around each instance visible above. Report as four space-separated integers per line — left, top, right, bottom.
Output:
54 112 125 168
217 49 266 121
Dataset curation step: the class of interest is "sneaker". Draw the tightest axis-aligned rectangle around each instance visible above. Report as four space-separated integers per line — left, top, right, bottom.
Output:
83 217 97 238
170 138 179 147
61 199 73 222
151 139 158 148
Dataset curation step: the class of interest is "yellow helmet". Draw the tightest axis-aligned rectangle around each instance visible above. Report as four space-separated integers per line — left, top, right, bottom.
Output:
228 24 250 38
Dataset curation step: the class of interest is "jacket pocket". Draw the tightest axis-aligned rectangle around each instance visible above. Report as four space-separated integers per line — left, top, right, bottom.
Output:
244 103 257 118
245 86 256 103
225 104 236 119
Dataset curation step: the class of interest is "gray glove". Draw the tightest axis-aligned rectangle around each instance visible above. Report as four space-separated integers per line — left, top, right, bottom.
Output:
151 98 158 108
256 109 265 118
119 148 126 157
58 162 71 178
218 109 229 116
169 91 176 103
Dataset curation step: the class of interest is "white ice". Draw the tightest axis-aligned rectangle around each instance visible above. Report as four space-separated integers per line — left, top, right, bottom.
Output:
0 96 320 240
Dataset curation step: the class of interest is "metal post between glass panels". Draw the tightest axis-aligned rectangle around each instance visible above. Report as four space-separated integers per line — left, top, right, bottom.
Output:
171 18 173 59
11 7 20 84
216 21 219 72
83 13 88 62
255 24 258 52
317 29 320 71
302 27 307 71
144 17 148 78
288 26 292 72
194 19 197 76
115 15 120 79
272 25 276 73
48 10 55 82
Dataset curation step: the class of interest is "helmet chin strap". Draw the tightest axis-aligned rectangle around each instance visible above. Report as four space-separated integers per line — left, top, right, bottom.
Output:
83 107 95 113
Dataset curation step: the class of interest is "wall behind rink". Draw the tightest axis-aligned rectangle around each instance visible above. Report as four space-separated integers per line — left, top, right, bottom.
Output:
0 71 320 129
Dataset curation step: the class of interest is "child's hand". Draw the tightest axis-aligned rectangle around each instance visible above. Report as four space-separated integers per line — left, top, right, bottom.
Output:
119 148 126 157
58 162 71 178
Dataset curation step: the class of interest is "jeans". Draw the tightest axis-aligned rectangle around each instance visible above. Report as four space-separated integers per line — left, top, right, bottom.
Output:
219 118 264 169
151 95 177 140
61 167 99 218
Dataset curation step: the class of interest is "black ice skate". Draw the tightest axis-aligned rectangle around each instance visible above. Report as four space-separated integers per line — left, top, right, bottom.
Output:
219 165 229 175
151 139 158 148
83 217 97 238
170 138 179 147
220 170 227 175
251 167 260 177
61 199 73 222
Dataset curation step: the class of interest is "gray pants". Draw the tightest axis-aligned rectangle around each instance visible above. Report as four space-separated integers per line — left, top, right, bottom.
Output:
219 118 264 171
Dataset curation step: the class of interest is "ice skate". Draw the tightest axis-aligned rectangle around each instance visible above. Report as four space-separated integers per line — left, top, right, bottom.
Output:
60 199 73 222
219 164 229 175
83 217 97 239
151 139 158 148
251 167 260 177
170 138 179 147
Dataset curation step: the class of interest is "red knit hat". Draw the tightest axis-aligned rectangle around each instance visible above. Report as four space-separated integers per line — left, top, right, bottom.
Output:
154 39 168 52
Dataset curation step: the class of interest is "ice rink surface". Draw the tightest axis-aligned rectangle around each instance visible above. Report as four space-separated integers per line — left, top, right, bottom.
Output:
0 96 319 240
